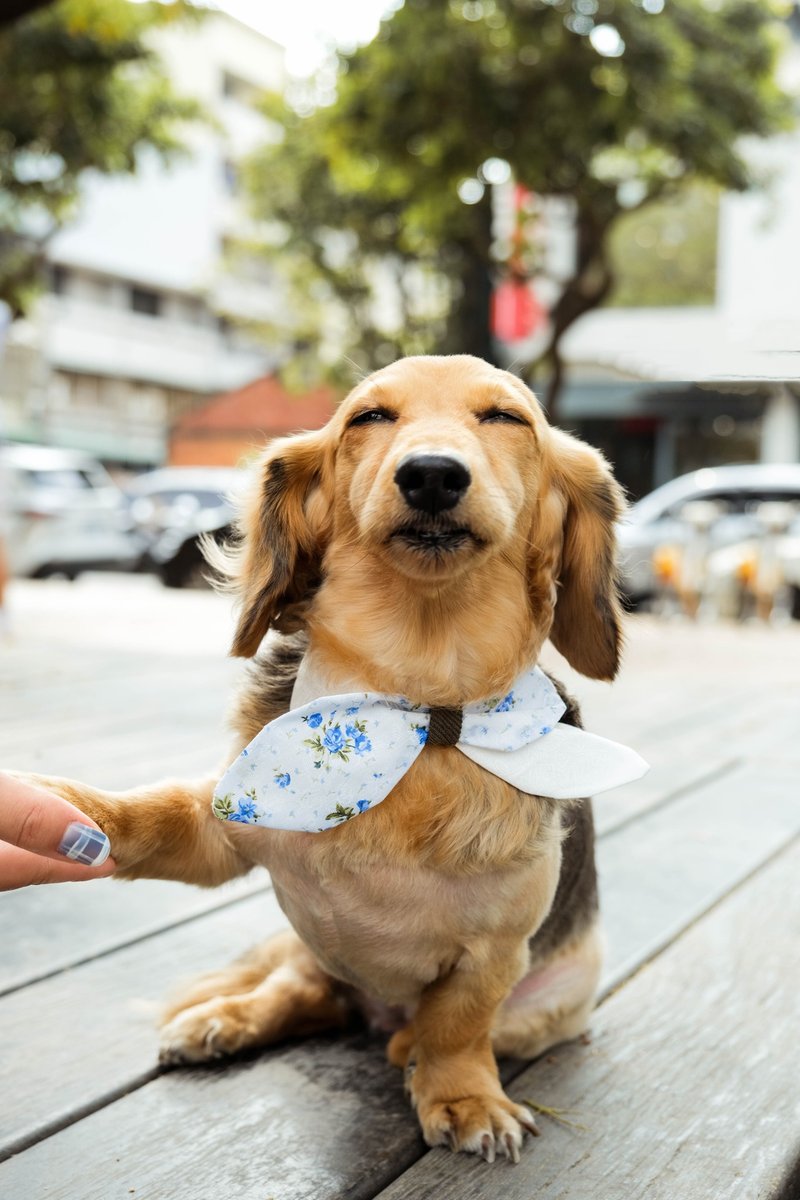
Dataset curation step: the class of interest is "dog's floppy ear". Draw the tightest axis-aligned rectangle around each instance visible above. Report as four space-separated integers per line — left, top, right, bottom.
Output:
545 428 626 681
210 428 332 657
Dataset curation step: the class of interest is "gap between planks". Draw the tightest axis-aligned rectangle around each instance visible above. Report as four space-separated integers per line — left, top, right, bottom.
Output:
2 763 797 1182
374 835 800 1200
3 836 798 1200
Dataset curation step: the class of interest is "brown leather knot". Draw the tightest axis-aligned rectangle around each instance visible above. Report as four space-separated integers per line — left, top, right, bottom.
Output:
427 706 463 747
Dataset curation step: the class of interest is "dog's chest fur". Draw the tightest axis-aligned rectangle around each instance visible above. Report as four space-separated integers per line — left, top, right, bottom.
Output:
245 783 561 1008
228 638 564 1007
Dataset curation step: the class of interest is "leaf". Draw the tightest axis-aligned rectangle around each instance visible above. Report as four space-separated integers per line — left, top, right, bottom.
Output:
211 793 235 819
0 0 204 315
325 804 356 822
241 0 791 401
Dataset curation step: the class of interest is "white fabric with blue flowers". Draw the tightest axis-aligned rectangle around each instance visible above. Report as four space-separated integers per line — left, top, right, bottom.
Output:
212 657 648 833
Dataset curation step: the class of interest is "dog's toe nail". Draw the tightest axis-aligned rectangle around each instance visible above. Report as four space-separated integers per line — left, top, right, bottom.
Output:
520 1107 541 1137
505 1132 521 1164
480 1133 495 1163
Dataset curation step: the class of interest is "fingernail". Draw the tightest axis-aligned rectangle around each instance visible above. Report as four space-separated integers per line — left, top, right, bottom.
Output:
58 823 111 867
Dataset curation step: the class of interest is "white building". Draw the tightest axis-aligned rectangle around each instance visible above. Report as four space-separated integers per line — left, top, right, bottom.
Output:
556 15 800 494
0 10 285 466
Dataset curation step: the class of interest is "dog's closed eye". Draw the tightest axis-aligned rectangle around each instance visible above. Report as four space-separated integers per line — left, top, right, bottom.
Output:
477 408 531 427
347 407 398 428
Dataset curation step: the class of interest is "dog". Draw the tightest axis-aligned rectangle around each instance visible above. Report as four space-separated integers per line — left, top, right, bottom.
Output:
17 355 627 1164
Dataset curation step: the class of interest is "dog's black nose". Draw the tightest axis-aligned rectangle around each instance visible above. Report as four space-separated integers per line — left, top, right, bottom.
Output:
394 454 471 515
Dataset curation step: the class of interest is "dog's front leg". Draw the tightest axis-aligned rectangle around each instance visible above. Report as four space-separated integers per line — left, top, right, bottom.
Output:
401 939 540 1163
9 772 251 886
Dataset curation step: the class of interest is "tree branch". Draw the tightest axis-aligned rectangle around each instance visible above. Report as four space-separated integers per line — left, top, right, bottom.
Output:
1 0 55 27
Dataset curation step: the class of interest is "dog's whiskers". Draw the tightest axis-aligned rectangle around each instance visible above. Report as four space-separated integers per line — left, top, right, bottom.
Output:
341 355 370 383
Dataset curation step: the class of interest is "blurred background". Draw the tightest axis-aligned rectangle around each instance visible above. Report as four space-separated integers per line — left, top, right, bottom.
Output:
1 0 799 621
3 9 800 1188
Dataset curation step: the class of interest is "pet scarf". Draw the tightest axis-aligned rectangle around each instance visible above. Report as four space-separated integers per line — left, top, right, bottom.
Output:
212 657 648 832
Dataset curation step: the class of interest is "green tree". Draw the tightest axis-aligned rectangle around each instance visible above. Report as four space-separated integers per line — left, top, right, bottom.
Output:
0 0 200 317
247 0 792 414
608 180 720 308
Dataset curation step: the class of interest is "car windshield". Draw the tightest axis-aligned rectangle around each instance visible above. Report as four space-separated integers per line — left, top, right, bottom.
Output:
151 489 229 507
625 469 738 526
25 468 101 490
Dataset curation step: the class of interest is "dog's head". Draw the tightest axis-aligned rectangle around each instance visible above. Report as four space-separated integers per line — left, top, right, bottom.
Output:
215 355 625 680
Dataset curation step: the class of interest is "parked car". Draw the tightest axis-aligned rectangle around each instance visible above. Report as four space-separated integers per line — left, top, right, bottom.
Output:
0 442 143 579
126 467 247 588
617 463 800 604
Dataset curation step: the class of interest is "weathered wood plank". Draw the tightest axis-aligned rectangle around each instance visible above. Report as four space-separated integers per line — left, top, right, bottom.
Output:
539 620 800 748
0 654 237 772
0 1036 426 1200
1 758 796 1195
591 688 800 836
543 629 800 837
0 872 269 995
598 759 800 992
0 584 250 993
3 838 798 1200
3 734 229 788
374 836 800 1200
594 755 739 838
2 593 797 1197
2 683 236 754
0 891 288 1160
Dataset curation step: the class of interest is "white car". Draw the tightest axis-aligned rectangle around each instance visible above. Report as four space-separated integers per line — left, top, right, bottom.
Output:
617 463 800 603
0 443 143 579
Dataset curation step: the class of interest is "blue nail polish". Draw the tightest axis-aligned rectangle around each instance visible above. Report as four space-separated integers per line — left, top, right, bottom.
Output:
58 823 111 867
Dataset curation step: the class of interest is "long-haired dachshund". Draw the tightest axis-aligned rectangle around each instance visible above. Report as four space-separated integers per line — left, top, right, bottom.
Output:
16 355 628 1164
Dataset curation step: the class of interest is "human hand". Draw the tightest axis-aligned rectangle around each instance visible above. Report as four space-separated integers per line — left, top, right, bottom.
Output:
0 772 116 889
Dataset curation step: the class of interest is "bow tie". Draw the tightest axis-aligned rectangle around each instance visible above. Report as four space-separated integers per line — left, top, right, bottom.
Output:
212 659 648 833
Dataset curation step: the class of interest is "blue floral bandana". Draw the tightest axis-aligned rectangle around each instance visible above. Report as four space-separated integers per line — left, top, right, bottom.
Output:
212 660 648 833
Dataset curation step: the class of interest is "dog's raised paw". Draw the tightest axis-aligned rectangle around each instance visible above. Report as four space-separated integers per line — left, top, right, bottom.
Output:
418 1095 539 1163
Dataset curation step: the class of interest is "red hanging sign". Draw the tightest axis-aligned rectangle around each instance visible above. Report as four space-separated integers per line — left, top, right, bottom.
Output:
491 279 546 342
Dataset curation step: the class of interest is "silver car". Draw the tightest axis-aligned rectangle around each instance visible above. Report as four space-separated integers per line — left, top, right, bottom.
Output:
126 467 246 587
617 463 800 602
0 443 142 579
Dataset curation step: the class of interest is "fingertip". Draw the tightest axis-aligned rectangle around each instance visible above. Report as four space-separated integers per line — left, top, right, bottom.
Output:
57 823 112 867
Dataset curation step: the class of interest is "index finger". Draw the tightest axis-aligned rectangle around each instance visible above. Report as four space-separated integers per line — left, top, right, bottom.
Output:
0 773 112 866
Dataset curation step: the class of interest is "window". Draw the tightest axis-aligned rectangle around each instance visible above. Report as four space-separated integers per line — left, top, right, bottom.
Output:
130 287 161 317
25 468 93 490
742 490 800 513
222 158 239 194
49 265 69 294
665 491 742 519
185 297 205 324
221 70 260 107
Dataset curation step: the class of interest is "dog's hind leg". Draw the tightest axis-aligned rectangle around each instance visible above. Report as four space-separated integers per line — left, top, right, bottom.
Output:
490 920 603 1060
158 929 350 1064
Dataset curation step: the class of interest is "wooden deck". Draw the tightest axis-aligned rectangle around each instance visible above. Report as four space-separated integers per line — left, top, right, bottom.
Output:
1 575 799 1200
